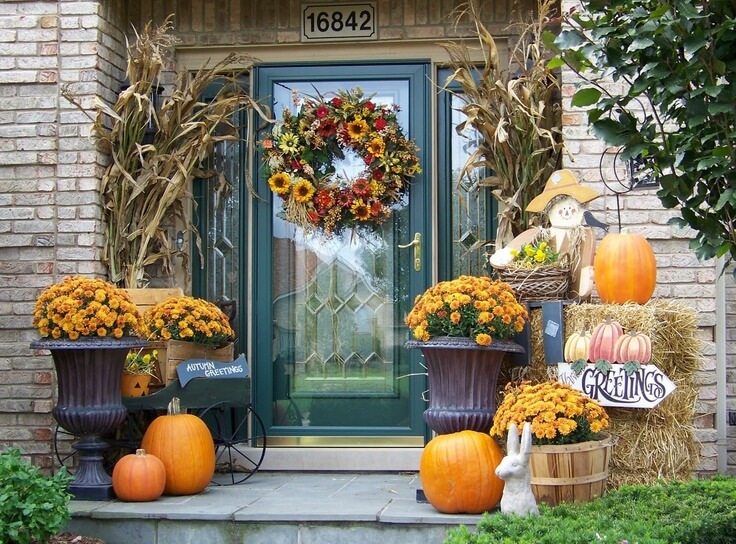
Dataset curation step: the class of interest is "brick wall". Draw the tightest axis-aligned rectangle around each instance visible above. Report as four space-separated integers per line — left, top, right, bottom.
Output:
0 0 126 469
124 0 519 45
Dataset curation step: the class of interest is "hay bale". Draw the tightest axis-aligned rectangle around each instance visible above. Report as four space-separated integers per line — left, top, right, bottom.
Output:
503 299 702 488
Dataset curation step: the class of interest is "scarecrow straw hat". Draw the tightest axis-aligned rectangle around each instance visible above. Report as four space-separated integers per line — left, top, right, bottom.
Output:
526 169 600 213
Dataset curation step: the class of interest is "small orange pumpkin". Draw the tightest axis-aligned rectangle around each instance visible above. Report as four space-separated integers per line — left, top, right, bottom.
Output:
613 330 652 364
112 448 166 502
594 232 657 304
564 329 592 362
419 430 504 514
141 397 215 496
588 319 624 362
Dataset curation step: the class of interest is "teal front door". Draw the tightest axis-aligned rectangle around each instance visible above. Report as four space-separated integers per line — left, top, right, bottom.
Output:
252 64 431 446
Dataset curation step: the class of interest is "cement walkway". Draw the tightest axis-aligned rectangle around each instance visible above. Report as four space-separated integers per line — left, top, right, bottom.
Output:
67 472 486 544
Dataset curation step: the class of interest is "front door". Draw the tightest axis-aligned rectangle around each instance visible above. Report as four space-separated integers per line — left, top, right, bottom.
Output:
252 64 431 447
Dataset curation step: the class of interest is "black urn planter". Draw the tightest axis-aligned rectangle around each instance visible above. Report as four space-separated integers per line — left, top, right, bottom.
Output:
405 336 524 435
31 336 147 500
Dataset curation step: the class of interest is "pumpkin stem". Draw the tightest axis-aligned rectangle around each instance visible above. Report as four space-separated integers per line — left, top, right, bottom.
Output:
167 396 181 416
135 448 147 456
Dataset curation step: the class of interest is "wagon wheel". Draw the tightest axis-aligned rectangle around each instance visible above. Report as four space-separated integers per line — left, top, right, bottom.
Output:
51 425 127 475
105 407 165 466
52 424 78 473
196 401 267 485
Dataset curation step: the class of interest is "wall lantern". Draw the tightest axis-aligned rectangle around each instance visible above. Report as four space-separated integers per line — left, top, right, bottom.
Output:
119 79 164 145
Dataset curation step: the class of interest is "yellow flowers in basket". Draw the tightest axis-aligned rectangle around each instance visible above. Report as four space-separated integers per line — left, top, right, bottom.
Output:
510 239 560 268
491 381 609 446
142 296 235 348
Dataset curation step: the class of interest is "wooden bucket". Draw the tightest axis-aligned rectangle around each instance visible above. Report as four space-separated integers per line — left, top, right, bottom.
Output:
529 435 613 506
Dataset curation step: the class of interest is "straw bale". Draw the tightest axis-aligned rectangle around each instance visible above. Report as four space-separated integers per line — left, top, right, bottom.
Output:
498 299 702 488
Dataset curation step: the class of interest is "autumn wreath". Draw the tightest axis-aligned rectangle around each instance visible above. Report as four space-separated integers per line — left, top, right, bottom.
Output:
261 88 422 236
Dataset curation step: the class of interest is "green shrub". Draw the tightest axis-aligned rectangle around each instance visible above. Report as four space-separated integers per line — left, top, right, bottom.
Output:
445 475 736 544
0 448 73 544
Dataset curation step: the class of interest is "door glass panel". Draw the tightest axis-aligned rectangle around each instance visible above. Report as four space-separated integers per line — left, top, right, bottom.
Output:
450 94 491 277
204 137 241 303
269 79 415 435
437 68 497 279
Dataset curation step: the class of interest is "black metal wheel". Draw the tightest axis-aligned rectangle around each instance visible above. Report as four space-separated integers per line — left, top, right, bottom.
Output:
105 407 164 465
196 401 267 485
52 424 77 473
51 426 125 476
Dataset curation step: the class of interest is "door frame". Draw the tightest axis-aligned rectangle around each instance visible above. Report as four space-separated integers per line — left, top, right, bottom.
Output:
251 62 433 449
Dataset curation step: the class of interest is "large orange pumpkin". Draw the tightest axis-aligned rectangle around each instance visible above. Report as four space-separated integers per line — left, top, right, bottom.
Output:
112 448 166 502
141 397 215 496
593 232 657 304
419 430 504 514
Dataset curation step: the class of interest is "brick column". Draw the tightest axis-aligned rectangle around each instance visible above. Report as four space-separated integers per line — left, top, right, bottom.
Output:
0 0 126 469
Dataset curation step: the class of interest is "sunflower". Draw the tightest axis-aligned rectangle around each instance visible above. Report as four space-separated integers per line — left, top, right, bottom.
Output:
293 179 315 203
346 118 369 140
278 132 300 154
268 172 292 195
351 199 371 220
367 137 385 157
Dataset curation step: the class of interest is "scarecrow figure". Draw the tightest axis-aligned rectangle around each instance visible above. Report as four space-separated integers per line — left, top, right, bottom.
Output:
489 169 601 301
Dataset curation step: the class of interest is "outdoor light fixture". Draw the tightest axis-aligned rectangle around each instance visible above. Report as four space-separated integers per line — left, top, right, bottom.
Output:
119 79 164 145
175 231 185 251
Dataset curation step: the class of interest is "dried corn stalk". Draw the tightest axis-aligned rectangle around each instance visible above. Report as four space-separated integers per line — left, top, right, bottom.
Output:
94 16 271 288
440 0 565 250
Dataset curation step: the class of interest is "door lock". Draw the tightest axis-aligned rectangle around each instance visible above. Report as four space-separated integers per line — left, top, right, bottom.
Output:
398 233 422 272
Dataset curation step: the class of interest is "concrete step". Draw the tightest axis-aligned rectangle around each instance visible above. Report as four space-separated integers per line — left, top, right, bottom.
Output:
66 472 483 544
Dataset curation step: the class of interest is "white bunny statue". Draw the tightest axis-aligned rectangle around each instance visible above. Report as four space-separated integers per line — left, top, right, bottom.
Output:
495 422 540 516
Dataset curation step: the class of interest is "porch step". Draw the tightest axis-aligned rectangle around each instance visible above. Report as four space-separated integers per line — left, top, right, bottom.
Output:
66 472 482 544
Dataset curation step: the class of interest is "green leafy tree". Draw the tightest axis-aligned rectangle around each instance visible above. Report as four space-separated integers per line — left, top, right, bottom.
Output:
544 1 736 278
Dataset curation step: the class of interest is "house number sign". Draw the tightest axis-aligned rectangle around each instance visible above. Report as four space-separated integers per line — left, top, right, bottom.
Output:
301 3 377 42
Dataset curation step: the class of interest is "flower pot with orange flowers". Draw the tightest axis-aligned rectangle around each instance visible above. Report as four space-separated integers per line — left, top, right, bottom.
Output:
30 276 146 500
404 275 527 435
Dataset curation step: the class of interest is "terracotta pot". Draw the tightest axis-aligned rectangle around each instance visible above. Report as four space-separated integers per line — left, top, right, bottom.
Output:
120 373 153 397
30 336 147 501
405 336 524 434
530 434 613 506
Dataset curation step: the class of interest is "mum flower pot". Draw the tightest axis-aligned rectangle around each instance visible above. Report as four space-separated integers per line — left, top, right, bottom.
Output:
31 336 147 500
405 336 524 435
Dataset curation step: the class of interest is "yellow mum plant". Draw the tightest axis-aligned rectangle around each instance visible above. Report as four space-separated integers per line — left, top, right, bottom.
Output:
142 296 235 348
509 239 560 268
405 275 528 346
33 276 143 340
491 381 609 446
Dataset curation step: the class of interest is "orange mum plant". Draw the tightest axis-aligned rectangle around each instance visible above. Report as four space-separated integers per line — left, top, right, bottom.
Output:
491 381 609 446
405 275 527 347
142 296 234 348
33 276 143 340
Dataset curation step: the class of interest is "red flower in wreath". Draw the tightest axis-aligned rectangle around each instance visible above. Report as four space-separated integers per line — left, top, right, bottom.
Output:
260 88 422 237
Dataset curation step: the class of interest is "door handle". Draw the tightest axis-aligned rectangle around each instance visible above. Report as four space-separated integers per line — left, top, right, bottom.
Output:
398 233 422 272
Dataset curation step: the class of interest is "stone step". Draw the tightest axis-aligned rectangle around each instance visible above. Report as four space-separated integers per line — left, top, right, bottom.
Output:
66 472 483 544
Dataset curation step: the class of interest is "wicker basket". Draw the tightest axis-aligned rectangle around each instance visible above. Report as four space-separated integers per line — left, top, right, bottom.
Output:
498 262 570 302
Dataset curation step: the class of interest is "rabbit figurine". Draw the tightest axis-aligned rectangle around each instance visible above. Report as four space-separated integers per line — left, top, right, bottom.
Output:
495 422 540 516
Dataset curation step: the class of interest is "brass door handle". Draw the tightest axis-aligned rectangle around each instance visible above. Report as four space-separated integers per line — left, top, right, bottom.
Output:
398 233 422 271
